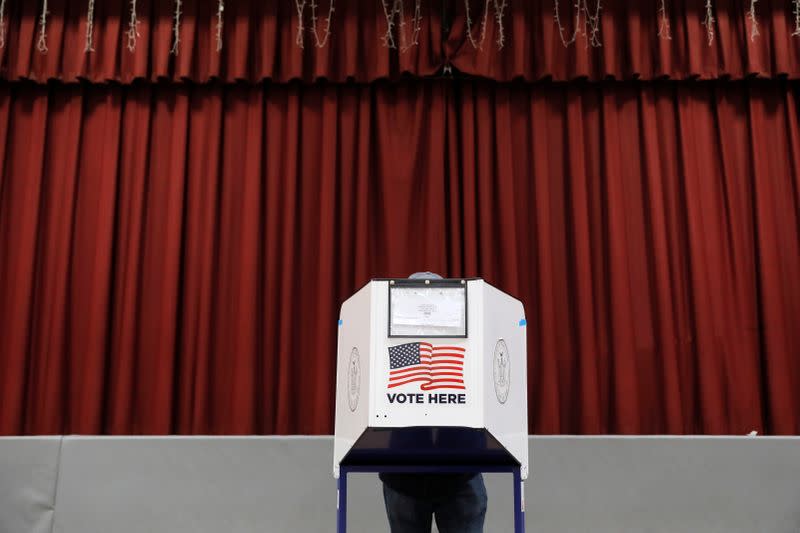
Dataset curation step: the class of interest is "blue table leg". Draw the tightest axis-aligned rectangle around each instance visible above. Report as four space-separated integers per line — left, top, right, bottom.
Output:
513 466 525 533
337 468 348 533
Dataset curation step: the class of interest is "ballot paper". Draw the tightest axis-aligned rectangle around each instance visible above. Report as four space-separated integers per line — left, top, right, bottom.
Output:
390 286 466 337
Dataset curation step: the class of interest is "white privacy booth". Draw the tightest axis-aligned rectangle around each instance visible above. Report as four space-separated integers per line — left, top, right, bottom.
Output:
334 278 529 532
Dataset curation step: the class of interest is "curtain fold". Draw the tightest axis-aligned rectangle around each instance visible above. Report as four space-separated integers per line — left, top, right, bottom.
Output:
3 0 800 82
446 0 800 81
0 78 797 436
0 0 445 83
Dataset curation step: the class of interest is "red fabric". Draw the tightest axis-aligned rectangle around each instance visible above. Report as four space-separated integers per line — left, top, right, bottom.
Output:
447 0 800 81
0 0 444 83
3 0 800 82
1 79 798 435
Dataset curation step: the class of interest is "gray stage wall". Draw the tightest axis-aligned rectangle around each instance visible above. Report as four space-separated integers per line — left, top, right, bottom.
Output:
1 436 799 533
0 437 60 533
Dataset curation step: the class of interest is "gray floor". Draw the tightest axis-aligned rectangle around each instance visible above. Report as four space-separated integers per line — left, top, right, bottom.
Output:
1 436 799 533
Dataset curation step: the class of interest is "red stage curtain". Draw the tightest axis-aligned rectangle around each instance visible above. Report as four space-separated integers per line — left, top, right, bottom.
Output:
0 0 445 83
3 0 800 82
447 0 800 81
1 79 797 436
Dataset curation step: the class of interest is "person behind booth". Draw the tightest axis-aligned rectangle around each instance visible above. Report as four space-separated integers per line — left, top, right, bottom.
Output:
379 272 488 533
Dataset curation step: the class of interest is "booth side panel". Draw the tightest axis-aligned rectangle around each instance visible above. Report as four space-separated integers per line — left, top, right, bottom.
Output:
333 285 372 477
482 285 529 478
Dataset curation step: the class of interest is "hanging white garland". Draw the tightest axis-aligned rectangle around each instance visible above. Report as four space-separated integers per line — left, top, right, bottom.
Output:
216 0 224 52
294 0 335 48
37 0 48 53
396 0 408 50
409 0 423 51
127 0 140 52
295 0 305 47
554 0 580 47
554 0 602 48
0 0 7 49
170 0 182 55
702 0 714 46
380 0 422 51
464 0 508 50
587 0 602 47
657 0 672 40
15 2 800 57
381 0 401 49
85 0 95 52
465 0 490 49
380 0 396 48
747 0 759 41
494 0 507 48
310 0 335 48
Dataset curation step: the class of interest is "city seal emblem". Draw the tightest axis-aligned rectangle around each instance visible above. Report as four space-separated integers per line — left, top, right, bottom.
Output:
493 339 511 404
347 347 361 412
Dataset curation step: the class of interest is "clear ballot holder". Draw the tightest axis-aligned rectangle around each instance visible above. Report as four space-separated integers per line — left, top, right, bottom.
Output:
334 278 528 532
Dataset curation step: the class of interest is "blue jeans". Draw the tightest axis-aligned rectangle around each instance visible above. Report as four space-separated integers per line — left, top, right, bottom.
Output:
382 474 487 533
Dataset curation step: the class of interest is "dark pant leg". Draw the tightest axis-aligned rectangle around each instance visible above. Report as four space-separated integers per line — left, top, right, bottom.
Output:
432 474 488 533
383 483 435 533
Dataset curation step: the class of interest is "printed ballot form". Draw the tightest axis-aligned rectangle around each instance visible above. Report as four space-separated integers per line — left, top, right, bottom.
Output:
389 285 466 336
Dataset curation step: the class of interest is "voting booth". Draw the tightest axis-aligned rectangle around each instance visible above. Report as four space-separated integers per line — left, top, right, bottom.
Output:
334 278 528 532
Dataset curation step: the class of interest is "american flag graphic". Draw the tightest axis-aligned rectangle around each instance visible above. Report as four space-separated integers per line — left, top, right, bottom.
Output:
387 342 465 391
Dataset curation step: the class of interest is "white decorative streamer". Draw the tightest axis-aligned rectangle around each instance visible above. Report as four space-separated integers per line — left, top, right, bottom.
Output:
494 0 507 48
171 0 182 55
37 0 48 53
583 0 603 48
409 0 423 51
554 0 602 48
216 0 224 52
465 0 491 50
702 0 714 46
794 0 800 37
85 0 95 52
554 0 580 47
380 0 396 48
311 0 335 48
12 0 789 58
657 0 672 40
127 0 140 52
0 0 7 49
295 0 305 47
397 0 408 50
380 0 422 52
294 0 335 48
747 0 759 41
465 0 508 50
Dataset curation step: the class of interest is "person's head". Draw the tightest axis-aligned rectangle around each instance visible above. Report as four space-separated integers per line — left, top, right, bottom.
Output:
408 271 443 280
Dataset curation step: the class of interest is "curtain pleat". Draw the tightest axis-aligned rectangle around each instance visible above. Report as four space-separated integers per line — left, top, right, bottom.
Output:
3 1 800 82
1 79 797 435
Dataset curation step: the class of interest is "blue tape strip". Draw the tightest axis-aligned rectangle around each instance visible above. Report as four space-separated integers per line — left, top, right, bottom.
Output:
519 319 527 326
338 319 343 326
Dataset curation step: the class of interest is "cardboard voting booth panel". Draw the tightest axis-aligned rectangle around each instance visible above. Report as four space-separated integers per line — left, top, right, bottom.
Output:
333 278 528 479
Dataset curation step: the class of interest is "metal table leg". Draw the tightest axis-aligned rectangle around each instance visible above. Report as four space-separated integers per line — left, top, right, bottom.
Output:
337 467 348 533
513 466 525 532
337 464 524 532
